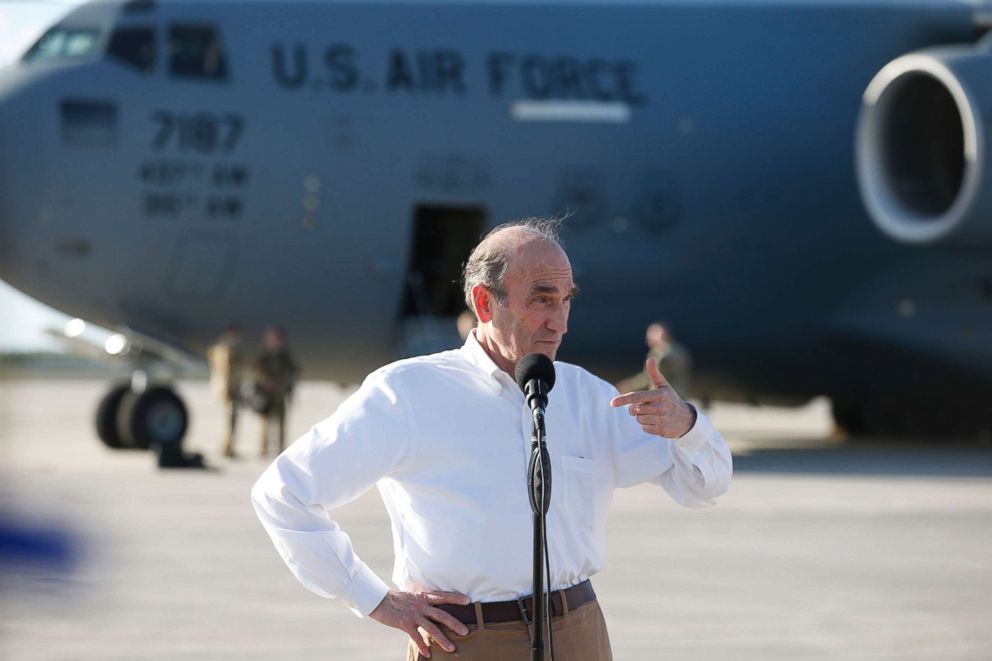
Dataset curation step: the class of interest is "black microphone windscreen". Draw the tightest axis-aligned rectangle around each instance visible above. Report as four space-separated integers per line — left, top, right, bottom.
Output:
515 353 556 394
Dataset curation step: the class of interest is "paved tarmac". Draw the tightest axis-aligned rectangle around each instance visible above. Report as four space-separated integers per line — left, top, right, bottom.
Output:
1 378 990 660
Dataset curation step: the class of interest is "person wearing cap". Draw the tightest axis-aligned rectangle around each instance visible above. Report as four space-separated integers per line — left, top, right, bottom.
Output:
251 218 732 660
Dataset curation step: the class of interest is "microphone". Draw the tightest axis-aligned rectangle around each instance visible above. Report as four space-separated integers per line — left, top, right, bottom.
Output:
515 353 556 412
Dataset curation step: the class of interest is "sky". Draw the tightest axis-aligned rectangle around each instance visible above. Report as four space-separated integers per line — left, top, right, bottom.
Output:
0 0 86 351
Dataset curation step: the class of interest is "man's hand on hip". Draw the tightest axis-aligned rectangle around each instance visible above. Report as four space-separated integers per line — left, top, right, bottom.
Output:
369 589 470 658
610 357 696 438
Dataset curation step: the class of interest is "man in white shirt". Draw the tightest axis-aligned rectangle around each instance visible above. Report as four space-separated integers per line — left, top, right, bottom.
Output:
252 218 732 660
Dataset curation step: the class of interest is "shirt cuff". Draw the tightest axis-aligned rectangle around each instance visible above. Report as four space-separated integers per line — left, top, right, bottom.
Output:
672 405 712 453
341 563 391 618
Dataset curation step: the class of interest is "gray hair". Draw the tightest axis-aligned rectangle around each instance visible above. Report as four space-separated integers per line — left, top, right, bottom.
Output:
461 217 565 315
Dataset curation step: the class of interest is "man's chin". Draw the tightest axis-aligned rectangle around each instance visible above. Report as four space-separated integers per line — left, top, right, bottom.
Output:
532 341 560 360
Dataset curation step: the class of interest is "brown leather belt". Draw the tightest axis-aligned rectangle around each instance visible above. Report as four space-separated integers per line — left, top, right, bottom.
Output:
436 580 596 626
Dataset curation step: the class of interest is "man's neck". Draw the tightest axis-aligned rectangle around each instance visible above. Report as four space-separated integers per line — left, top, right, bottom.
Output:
473 328 516 377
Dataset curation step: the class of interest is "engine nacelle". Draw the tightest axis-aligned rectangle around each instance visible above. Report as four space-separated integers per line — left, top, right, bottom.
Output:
856 45 992 246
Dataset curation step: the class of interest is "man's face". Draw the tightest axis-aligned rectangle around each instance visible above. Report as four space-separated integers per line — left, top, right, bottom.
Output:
264 330 284 351
646 324 669 349
488 240 576 365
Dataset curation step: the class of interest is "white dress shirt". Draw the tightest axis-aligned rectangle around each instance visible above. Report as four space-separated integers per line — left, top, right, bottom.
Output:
251 332 732 617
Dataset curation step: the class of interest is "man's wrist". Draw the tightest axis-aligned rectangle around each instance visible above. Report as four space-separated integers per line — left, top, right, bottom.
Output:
673 404 710 452
679 402 698 437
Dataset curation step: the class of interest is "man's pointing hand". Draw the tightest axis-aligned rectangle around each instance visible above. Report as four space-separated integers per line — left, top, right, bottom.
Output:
370 589 470 658
610 357 696 438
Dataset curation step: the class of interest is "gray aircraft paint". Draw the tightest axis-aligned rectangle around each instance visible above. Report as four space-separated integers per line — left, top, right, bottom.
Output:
1 0 990 433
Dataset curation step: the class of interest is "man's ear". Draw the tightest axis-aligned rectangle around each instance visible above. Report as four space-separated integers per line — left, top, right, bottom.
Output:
473 284 494 323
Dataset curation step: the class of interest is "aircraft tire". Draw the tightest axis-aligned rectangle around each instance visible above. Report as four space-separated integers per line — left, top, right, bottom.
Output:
95 383 132 449
833 398 917 437
831 399 866 436
833 396 988 439
117 387 189 450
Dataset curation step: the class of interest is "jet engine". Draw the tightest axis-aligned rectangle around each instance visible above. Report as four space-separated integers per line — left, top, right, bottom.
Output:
856 44 992 246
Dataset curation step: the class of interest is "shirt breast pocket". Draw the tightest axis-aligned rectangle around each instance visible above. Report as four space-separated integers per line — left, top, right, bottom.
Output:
557 455 610 535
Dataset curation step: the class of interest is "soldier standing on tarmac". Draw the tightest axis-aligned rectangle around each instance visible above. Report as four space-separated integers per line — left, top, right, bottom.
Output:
255 325 299 456
208 323 246 459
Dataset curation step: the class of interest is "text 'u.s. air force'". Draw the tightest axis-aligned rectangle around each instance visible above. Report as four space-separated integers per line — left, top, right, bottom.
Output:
272 44 647 106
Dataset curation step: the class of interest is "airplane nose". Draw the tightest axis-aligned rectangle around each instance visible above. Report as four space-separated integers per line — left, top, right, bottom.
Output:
0 68 42 284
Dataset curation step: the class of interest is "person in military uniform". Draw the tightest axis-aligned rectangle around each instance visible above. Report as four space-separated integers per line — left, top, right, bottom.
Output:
207 323 246 458
255 325 299 456
616 322 693 397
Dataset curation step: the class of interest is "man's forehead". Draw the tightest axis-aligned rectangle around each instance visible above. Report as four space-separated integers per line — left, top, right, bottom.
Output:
528 270 575 289
513 258 573 290
494 234 572 289
518 268 576 300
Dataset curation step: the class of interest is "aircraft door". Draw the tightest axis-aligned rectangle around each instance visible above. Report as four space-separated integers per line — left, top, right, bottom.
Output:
399 205 485 355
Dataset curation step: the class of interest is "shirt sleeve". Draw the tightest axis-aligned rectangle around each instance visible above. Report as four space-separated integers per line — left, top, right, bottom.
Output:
250 370 412 617
609 393 732 508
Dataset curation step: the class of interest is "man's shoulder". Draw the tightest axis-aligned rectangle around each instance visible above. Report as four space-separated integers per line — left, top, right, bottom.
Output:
553 360 617 395
365 348 467 386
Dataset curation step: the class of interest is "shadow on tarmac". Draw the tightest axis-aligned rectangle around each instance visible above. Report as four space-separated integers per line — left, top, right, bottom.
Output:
731 438 992 478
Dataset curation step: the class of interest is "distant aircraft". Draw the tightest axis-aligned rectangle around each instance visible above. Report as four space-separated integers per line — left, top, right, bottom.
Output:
1 0 991 453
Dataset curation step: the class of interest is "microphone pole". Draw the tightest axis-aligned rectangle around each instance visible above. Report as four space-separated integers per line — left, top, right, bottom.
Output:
516 354 556 661
527 382 551 661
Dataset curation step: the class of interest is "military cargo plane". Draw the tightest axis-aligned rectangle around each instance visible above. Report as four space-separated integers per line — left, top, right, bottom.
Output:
1 0 991 453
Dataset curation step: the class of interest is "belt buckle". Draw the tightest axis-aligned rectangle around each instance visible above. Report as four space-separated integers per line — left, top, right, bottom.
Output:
516 597 532 625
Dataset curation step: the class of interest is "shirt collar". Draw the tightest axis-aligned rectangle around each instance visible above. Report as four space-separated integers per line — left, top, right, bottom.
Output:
460 330 516 395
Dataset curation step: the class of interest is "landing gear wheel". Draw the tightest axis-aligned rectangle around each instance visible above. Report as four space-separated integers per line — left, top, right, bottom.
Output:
831 398 909 437
831 395 981 438
95 383 131 449
830 399 870 436
117 387 189 450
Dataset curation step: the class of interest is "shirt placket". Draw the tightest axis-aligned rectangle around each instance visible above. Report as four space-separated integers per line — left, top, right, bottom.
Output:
502 376 532 476
493 371 533 500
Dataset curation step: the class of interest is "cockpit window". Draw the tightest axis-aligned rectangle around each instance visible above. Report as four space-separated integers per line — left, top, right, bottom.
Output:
168 24 228 81
107 26 156 73
64 30 99 57
23 27 101 62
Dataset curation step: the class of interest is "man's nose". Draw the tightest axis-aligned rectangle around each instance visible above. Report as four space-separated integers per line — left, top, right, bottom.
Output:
546 304 568 334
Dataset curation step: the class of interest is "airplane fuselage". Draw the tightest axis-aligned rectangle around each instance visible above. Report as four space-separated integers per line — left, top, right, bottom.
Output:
1 0 991 433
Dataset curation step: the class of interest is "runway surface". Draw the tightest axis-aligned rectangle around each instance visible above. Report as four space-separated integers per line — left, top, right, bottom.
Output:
1 378 990 660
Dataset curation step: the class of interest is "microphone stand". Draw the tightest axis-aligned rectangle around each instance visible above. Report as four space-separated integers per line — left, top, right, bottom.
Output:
526 383 552 661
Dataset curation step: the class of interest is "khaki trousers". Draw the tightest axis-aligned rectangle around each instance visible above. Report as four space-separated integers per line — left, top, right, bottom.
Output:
406 599 613 661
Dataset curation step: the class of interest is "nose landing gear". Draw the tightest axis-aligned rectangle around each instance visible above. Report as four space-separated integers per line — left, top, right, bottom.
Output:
95 379 203 468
